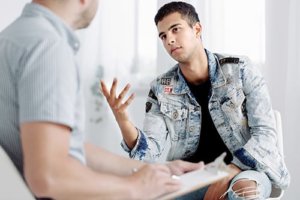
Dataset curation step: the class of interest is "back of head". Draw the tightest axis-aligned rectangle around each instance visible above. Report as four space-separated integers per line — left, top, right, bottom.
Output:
154 1 200 27
32 0 99 29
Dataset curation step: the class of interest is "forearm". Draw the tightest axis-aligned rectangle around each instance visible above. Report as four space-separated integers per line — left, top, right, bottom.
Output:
85 142 144 175
28 156 135 200
20 123 137 199
101 79 138 149
115 118 139 149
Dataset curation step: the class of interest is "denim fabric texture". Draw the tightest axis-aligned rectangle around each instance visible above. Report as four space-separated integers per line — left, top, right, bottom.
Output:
227 170 272 200
121 50 290 189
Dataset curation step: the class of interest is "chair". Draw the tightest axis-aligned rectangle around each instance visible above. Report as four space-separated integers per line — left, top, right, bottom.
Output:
0 146 35 200
267 110 284 200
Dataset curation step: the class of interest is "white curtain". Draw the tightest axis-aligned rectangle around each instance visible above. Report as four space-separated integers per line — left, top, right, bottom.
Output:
265 0 300 198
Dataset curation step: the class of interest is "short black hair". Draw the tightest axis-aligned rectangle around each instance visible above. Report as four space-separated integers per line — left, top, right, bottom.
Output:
154 1 200 27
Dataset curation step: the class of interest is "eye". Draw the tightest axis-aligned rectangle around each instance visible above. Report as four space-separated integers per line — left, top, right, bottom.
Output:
172 27 180 33
160 35 166 40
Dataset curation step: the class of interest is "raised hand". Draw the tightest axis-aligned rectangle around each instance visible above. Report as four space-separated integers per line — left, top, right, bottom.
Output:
100 78 139 149
100 78 135 122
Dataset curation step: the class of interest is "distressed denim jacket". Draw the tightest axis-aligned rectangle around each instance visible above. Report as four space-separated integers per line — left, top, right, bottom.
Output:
121 50 290 189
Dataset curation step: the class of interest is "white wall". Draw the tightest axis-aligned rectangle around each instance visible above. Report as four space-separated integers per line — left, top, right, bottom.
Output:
0 1 29 28
265 0 300 199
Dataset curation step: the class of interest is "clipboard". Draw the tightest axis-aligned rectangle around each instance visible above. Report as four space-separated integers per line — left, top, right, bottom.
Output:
158 153 229 200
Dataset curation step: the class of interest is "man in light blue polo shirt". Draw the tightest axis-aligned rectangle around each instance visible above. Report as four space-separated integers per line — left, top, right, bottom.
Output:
0 0 204 199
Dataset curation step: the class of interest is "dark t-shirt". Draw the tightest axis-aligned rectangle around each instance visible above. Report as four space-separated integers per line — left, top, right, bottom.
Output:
185 79 233 164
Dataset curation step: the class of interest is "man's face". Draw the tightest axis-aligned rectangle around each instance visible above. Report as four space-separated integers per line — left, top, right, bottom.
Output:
157 12 201 63
80 0 99 28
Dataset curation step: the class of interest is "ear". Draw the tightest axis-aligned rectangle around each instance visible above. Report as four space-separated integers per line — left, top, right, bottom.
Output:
194 22 202 38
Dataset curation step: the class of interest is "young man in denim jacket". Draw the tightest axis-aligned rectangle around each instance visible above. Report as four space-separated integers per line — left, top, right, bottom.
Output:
101 1 290 199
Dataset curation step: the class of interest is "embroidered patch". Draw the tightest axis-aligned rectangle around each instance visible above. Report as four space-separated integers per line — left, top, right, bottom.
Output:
219 57 240 65
161 77 172 85
145 102 152 113
164 86 173 94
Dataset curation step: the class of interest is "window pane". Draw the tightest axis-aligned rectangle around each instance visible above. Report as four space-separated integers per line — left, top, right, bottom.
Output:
204 0 265 64
135 0 158 75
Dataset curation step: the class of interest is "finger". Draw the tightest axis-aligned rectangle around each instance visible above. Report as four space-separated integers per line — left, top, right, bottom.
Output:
110 78 118 99
119 93 135 111
154 164 172 175
176 160 205 174
115 84 131 108
184 161 205 172
117 83 131 101
164 184 181 194
100 80 110 98
160 176 182 192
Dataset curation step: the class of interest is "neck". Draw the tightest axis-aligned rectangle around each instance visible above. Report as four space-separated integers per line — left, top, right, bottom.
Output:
179 47 209 85
32 0 78 29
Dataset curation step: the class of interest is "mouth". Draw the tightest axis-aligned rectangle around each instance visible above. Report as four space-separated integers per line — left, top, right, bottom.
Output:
171 47 181 54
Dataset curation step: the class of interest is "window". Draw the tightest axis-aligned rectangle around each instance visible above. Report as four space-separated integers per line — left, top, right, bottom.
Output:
202 0 265 64
78 0 266 85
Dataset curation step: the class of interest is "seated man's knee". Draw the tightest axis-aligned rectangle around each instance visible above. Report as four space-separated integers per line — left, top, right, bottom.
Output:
231 179 259 200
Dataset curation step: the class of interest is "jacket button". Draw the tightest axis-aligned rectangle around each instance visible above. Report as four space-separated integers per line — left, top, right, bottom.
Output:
189 126 195 132
173 111 178 119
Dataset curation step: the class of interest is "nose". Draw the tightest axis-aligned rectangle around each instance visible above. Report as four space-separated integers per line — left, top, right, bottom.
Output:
167 35 175 45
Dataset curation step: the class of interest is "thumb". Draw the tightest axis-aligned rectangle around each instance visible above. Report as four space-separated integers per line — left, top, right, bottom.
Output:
182 161 204 172
185 161 205 172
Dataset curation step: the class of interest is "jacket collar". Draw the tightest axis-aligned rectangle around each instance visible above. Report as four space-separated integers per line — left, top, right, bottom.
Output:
171 49 226 95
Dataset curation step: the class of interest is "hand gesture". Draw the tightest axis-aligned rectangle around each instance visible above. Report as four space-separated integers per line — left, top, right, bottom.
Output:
100 78 135 122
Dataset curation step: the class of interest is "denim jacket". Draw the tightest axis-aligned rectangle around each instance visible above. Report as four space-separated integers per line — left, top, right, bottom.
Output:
121 50 290 189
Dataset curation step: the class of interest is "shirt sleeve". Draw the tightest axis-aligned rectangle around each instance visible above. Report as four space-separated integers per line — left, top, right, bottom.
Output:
18 38 77 128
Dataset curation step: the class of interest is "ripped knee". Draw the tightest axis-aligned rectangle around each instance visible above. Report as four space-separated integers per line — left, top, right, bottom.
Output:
231 179 259 199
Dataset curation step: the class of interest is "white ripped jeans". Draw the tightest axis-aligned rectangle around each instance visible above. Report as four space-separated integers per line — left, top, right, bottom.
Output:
226 170 272 200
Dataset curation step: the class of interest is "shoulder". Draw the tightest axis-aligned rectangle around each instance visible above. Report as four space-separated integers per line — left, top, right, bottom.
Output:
214 52 249 66
1 15 65 51
214 53 263 85
214 53 255 76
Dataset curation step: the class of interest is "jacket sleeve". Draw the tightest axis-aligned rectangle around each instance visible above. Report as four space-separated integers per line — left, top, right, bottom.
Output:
120 87 170 162
233 57 290 189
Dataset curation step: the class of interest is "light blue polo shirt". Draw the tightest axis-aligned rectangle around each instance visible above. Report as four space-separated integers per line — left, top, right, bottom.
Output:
0 3 86 174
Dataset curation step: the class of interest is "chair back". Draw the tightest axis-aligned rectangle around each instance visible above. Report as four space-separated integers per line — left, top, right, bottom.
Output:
0 146 35 200
268 110 284 200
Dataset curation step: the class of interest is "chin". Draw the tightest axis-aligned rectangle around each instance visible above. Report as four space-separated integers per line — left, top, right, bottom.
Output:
78 21 91 29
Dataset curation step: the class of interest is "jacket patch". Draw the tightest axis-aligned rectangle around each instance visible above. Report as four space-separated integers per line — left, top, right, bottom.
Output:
161 77 172 85
219 57 240 65
145 102 152 113
164 86 173 94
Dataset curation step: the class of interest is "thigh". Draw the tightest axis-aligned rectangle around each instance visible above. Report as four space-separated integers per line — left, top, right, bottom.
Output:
227 170 272 200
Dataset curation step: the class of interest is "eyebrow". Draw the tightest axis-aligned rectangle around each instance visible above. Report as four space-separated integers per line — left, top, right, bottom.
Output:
158 23 181 38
